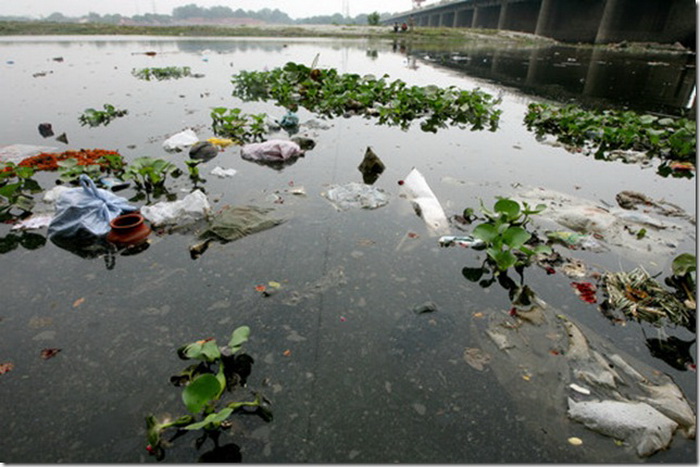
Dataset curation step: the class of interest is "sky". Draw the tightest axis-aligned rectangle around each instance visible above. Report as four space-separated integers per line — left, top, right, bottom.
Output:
0 0 418 19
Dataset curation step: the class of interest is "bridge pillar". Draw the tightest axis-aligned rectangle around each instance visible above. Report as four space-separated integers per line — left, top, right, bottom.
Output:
536 0 605 42
455 9 473 28
442 11 455 27
497 0 509 30
471 7 480 28
535 0 555 36
594 0 625 43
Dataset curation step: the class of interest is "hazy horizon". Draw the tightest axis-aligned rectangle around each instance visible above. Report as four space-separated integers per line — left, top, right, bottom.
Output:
0 0 419 19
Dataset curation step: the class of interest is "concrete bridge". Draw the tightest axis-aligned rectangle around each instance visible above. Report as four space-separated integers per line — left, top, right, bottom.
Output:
385 0 696 46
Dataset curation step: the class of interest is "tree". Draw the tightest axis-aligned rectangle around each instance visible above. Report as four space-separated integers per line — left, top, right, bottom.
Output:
367 12 380 26
172 4 205 19
45 12 69 23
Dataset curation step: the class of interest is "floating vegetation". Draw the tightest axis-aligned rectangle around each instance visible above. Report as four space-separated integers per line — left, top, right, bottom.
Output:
145 327 271 461
469 197 551 273
78 104 128 127
132 66 192 81
524 103 696 177
122 156 178 193
210 107 267 142
602 266 694 329
232 61 502 133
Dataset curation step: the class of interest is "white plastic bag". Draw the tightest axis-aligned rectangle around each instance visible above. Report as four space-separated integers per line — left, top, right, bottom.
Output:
241 140 302 162
48 175 136 238
141 190 210 226
210 166 237 178
322 182 389 210
163 129 198 152
401 168 450 235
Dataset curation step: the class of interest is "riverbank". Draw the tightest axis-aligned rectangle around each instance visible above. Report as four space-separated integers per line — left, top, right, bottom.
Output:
0 20 556 46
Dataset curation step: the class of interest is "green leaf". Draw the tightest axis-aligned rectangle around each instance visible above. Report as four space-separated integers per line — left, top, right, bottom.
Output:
494 198 521 220
228 326 250 353
0 182 21 198
184 408 233 430
489 249 517 271
522 202 547 216
472 223 498 243
672 253 696 277
182 339 221 362
502 226 531 249
531 245 552 255
182 374 223 414
215 366 226 397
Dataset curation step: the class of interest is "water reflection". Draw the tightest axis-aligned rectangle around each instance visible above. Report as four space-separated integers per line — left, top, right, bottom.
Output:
416 45 696 116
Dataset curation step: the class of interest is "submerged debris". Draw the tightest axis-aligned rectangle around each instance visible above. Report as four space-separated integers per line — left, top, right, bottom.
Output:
602 267 693 328
322 182 389 211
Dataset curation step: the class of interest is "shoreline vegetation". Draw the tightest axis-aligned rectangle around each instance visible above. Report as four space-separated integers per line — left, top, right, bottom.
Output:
0 21 692 53
0 21 546 43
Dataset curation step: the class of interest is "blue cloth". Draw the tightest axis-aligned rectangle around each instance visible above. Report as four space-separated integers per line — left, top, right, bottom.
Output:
48 174 136 238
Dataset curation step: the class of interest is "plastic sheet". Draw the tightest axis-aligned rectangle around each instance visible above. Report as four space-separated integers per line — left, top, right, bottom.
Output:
210 167 237 178
401 168 450 236
240 140 303 163
471 299 695 460
568 399 677 457
141 190 210 227
163 129 198 152
200 205 284 242
515 186 690 266
322 182 389 210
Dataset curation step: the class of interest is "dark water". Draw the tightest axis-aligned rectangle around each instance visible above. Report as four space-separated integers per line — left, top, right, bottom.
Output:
0 36 696 463
410 42 696 117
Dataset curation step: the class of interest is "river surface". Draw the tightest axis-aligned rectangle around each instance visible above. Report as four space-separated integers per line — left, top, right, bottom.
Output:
0 36 696 463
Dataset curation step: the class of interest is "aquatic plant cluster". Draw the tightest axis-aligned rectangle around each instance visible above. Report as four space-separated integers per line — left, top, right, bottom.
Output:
231 61 502 133
524 103 696 172
146 327 272 461
78 104 128 127
210 107 268 142
131 66 192 81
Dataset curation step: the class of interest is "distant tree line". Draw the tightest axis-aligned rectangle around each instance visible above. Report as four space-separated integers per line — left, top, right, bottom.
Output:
0 3 394 26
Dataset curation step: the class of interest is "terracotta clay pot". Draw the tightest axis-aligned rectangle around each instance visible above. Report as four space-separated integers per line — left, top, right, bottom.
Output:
107 212 151 246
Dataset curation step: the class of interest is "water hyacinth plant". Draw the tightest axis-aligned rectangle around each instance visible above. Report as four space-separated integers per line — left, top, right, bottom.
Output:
146 326 271 461
0 163 40 220
524 102 696 177
132 66 192 81
231 61 502 133
78 104 128 127
122 156 178 192
471 197 551 273
210 107 268 142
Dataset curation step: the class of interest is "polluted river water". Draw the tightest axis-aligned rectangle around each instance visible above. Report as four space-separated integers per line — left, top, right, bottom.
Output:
0 36 696 462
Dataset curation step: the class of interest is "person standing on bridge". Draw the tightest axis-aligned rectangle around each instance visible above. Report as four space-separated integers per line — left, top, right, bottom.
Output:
409 15 415 32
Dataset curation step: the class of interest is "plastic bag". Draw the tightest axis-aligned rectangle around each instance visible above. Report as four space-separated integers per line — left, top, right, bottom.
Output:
48 174 136 238
241 140 302 162
401 168 450 235
210 167 237 178
322 182 389 210
163 129 198 152
200 205 284 242
140 190 210 227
